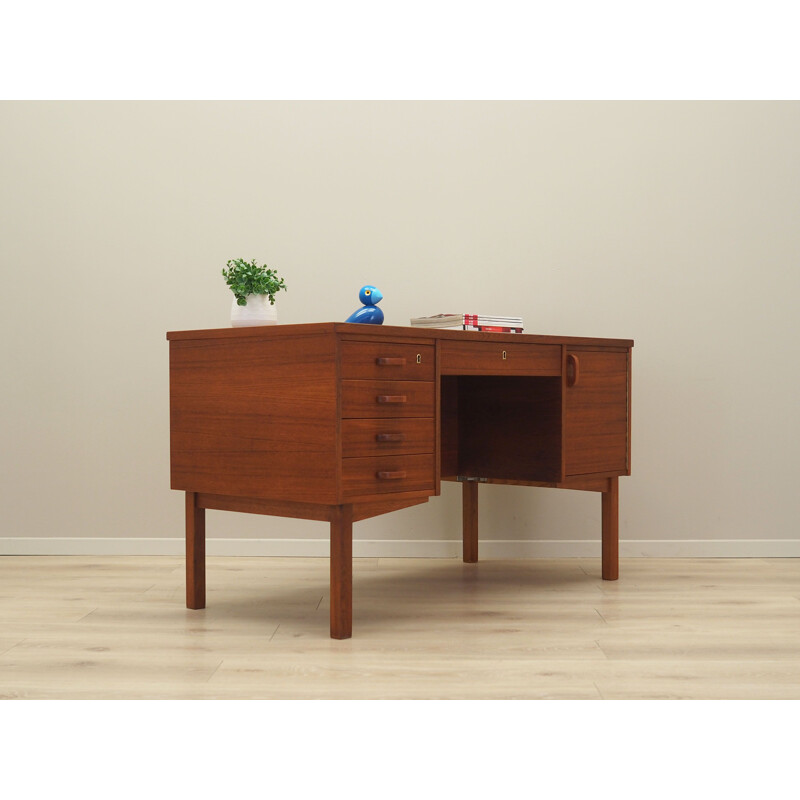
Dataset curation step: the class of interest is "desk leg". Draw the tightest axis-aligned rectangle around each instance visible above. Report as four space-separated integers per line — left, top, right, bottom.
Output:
602 477 619 581
330 504 353 639
186 491 206 608
463 481 479 563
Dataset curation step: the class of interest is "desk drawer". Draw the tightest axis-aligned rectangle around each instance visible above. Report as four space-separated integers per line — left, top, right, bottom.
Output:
342 418 435 457
341 341 435 381
341 380 435 418
342 454 435 498
440 341 561 375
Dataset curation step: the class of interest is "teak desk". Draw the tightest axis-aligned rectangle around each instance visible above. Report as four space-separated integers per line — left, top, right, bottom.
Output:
167 323 633 638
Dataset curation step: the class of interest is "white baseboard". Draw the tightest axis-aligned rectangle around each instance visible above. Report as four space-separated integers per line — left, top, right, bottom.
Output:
1 538 798 558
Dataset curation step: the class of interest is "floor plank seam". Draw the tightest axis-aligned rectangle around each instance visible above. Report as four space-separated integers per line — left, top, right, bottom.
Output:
0 639 27 657
595 639 619 661
206 660 224 682
594 640 611 660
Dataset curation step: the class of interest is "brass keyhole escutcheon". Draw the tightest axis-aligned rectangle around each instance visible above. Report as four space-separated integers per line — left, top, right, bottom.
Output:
502 350 507 360
416 353 422 364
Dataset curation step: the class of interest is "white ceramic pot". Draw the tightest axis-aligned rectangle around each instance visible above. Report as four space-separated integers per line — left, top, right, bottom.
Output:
230 294 278 327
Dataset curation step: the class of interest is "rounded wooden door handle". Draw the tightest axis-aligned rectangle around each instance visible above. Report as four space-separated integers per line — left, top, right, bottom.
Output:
377 395 407 404
566 353 580 387
376 433 406 442
377 470 407 480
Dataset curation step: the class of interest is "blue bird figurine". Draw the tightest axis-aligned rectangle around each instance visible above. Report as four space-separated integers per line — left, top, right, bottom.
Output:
345 285 384 324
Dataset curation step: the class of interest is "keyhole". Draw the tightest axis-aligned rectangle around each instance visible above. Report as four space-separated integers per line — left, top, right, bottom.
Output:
502 350 507 360
416 354 422 364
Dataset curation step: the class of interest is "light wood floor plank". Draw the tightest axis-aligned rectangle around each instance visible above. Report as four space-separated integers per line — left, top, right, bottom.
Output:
1 556 798 699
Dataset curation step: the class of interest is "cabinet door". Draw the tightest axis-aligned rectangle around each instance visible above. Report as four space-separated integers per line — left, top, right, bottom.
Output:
564 349 629 477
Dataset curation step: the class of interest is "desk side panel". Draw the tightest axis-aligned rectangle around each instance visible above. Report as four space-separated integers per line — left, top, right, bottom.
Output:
169 333 338 504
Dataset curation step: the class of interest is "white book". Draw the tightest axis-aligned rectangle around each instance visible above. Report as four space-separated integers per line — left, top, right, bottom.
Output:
409 314 465 327
411 313 524 328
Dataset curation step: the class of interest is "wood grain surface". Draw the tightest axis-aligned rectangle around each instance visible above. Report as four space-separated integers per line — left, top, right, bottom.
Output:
341 418 435 458
339 340 435 381
564 349 629 476
440 340 562 376
169 333 338 503
2 556 797 699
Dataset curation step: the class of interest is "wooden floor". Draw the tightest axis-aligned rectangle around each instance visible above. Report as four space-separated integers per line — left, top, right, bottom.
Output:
1 556 798 699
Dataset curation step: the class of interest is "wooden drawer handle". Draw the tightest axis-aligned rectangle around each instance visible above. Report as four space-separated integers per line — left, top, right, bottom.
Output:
377 395 407 404
376 433 406 442
376 357 407 366
377 470 407 480
566 353 580 387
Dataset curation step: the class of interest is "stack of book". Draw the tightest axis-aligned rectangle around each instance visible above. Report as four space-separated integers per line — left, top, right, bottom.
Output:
410 313 524 333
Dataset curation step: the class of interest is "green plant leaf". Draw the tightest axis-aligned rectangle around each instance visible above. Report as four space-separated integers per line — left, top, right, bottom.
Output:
222 257 287 303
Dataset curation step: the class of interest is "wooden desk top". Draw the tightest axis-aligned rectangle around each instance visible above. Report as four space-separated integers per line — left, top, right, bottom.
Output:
166 322 634 349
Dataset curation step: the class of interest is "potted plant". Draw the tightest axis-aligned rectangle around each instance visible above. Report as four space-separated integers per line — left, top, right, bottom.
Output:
222 258 287 327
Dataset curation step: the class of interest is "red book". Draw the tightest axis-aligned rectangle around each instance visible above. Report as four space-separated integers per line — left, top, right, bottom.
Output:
411 313 524 330
464 325 524 333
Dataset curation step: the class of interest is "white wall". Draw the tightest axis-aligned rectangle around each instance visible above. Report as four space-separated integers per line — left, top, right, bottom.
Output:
1 101 798 556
